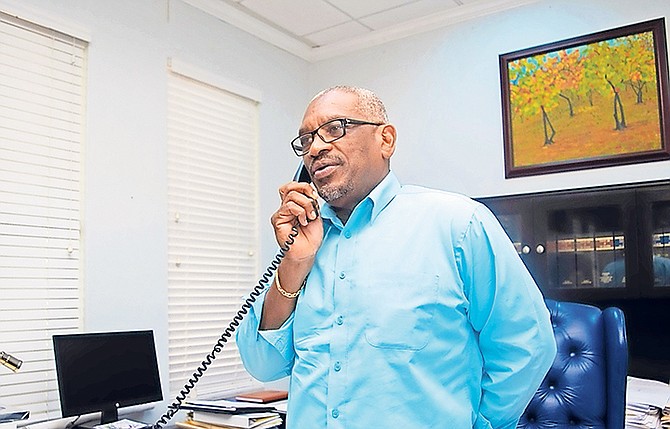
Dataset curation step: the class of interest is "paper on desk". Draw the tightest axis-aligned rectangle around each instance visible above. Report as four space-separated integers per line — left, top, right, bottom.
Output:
627 376 670 408
270 400 287 413
93 419 149 429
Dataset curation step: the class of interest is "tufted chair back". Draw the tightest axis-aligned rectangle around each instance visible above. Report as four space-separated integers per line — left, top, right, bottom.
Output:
517 299 628 429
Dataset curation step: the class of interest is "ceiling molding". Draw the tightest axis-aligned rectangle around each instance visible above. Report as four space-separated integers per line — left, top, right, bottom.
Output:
310 0 540 61
182 0 313 59
183 0 540 63
0 0 92 41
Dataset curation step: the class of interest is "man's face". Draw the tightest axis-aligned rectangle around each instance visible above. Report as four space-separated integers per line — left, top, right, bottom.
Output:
300 91 390 212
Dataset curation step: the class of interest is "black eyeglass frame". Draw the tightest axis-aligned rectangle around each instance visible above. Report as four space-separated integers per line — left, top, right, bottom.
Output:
290 118 384 156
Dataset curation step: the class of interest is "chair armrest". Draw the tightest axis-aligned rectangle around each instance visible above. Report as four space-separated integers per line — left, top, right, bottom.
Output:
603 306 628 429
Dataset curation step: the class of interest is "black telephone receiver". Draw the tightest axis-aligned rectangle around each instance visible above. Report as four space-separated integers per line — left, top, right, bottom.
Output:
153 164 310 429
294 160 311 183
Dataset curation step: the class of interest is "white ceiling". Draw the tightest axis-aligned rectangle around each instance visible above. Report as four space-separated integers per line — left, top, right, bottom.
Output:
183 0 539 61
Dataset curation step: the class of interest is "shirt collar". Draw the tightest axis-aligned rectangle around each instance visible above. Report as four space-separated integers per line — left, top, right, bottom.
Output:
320 171 401 229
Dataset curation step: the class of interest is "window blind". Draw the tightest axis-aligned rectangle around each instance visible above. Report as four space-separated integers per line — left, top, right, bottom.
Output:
0 10 86 421
167 68 260 398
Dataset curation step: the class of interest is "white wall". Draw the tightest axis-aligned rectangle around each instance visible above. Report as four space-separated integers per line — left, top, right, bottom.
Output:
308 0 670 198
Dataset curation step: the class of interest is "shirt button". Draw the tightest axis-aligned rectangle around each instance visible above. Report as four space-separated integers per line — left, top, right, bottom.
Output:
334 361 341 371
343 231 352 239
336 315 344 325
339 271 346 279
332 409 340 419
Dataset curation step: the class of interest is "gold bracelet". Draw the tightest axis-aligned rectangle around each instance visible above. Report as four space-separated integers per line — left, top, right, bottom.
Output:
275 274 306 299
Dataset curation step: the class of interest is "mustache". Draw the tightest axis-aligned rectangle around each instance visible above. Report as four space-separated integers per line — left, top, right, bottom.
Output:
309 154 343 172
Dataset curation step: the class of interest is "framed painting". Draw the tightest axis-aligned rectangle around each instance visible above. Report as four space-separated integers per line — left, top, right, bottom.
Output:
499 18 670 178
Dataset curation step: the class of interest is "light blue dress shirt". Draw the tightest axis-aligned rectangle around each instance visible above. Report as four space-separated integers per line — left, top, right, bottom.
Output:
237 172 556 429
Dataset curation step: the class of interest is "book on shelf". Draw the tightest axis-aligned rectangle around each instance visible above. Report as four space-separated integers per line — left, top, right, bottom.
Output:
234 390 288 404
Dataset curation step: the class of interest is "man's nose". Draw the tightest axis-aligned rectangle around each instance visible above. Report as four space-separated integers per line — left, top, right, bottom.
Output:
308 134 333 155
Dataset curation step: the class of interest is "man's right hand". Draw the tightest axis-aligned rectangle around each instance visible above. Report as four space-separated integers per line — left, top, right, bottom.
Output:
260 181 323 330
271 181 323 263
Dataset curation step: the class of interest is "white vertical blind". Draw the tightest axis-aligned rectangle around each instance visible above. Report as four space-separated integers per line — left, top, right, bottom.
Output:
167 68 260 398
0 10 86 421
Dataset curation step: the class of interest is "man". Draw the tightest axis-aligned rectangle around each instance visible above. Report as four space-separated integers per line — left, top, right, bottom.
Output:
237 86 556 428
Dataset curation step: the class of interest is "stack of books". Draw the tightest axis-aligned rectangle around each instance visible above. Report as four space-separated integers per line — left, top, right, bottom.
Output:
626 377 670 429
178 391 287 429
178 413 281 429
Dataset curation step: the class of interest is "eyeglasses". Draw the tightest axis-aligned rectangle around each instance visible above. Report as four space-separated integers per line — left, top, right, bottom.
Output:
290 118 384 156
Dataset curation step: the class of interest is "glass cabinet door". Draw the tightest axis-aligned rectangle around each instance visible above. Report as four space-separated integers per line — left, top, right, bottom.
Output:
651 201 670 287
479 197 537 278
639 187 670 293
535 190 636 300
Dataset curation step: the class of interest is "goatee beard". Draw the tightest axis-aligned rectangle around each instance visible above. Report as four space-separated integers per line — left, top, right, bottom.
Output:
317 180 354 203
310 154 352 203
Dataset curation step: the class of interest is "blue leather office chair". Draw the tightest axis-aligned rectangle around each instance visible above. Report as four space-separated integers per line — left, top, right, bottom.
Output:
517 299 628 429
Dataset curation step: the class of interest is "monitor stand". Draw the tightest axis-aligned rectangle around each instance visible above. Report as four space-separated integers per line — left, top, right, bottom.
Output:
72 405 119 429
100 405 119 425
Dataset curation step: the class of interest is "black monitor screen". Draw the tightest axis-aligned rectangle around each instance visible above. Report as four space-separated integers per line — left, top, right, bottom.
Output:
53 330 163 424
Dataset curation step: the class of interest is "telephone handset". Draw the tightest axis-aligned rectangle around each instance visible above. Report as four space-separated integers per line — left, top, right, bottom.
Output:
294 160 311 183
153 164 311 429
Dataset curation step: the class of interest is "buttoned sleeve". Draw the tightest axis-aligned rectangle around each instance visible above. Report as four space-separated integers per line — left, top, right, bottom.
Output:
455 204 557 429
236 286 296 382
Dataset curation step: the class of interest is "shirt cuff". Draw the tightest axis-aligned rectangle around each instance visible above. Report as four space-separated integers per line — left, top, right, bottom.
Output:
251 287 296 360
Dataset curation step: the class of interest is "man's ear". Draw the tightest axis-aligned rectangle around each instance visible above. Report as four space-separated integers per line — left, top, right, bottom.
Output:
379 124 397 160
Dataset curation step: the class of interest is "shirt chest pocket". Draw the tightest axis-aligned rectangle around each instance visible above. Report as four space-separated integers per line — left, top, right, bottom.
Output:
363 273 439 351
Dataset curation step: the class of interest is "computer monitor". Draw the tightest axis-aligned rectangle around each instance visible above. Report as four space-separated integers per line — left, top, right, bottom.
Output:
53 330 163 424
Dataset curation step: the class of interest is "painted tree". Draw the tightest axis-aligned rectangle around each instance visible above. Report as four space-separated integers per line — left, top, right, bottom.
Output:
509 55 561 146
584 41 627 130
620 31 657 104
583 33 656 131
553 49 585 117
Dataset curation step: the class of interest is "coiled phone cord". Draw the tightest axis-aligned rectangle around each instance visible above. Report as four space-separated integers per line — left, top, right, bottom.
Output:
153 225 300 429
